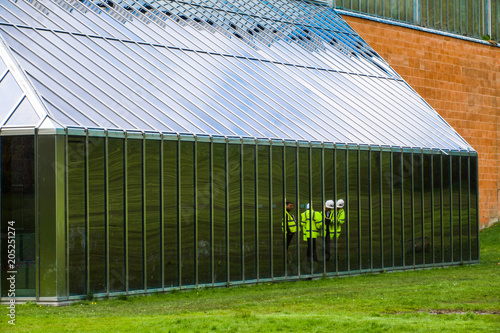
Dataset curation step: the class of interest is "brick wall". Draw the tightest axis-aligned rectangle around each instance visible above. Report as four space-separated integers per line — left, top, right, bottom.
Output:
343 15 500 228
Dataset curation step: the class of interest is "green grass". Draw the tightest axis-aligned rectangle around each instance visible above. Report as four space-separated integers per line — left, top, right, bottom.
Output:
3 224 500 332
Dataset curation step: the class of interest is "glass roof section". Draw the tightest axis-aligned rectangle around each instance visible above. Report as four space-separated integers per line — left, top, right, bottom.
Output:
0 0 473 151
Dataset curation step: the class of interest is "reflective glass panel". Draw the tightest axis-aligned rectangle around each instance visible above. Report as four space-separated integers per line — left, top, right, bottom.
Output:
311 148 323 274
371 150 382 270
423 154 433 265
88 137 106 294
108 138 125 292
433 154 443 264
285 146 299 277
461 156 469 262
299 147 312 275
1 136 35 297
324 148 335 273
127 139 144 291
360 150 371 270
470 156 478 261
403 152 413 267
243 145 256 280
392 152 403 267
180 141 195 286
145 140 161 289
258 145 271 279
452 155 461 262
335 148 348 272
163 140 178 288
348 150 359 272
212 143 227 283
271 146 284 278
381 151 392 269
228 144 242 281
197 142 211 284
68 136 86 296
442 155 452 263
413 153 425 266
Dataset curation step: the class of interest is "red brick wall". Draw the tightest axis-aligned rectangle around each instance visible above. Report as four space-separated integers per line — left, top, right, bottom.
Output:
343 15 500 228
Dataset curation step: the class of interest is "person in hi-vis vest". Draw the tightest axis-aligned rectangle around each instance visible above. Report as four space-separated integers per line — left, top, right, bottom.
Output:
282 201 297 250
335 199 346 239
301 203 322 262
323 200 335 261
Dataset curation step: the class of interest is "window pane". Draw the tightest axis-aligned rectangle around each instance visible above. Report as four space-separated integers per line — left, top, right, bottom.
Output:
164 140 178 288
442 155 452 263
108 138 125 292
127 139 143 291
271 146 284 278
145 140 161 289
461 156 469 261
299 147 312 275
452 155 461 262
413 153 424 266
382 151 392 269
348 150 359 272
243 145 256 280
336 149 348 272
180 141 195 286
393 152 403 267
312 148 323 274
371 150 382 270
213 143 227 283
285 146 299 277
423 154 434 265
470 156 478 260
433 154 443 264
1 136 36 297
258 145 271 279
228 144 242 281
88 137 106 294
403 152 413 267
68 136 86 296
360 150 371 271
197 142 211 285
324 148 335 273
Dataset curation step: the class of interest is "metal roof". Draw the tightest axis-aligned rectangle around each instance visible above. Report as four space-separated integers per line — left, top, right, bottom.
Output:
0 0 473 151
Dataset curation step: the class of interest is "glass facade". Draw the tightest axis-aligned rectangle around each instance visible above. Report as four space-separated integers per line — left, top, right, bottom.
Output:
0 134 479 300
336 0 500 41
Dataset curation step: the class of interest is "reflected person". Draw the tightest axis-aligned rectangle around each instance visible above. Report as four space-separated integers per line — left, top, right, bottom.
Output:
301 203 322 263
282 201 297 250
335 199 346 239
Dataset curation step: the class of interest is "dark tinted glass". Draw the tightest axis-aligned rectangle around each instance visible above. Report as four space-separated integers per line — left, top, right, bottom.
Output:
197 142 211 284
212 143 227 283
163 140 178 288
180 141 195 286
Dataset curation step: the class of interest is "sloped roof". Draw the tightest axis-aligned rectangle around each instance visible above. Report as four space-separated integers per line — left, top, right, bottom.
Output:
0 0 472 151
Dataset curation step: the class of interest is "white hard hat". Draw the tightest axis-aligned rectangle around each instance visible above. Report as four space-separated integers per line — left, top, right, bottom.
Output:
305 203 310 210
336 199 344 208
325 200 334 209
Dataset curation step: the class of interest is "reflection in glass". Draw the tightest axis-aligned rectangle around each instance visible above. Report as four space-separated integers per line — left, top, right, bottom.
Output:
423 154 433 265
433 154 443 264
442 155 452 263
243 145 256 280
413 153 424 266
311 148 323 274
180 141 195 286
336 148 347 272
108 138 125 292
392 151 403 267
163 140 178 288
403 152 413 267
258 145 271 279
371 150 382 270
470 156 478 260
461 156 469 262
348 150 359 272
452 155 460 262
360 150 371 270
212 144 227 283
68 136 87 295
145 140 161 289
88 137 106 293
197 142 211 284
228 144 242 281
381 151 392 269
127 139 144 291
299 147 311 275
285 146 299 277
324 148 335 273
1 136 36 297
271 146 284 278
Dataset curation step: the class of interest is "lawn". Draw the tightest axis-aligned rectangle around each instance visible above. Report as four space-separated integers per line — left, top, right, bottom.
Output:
2 223 499 332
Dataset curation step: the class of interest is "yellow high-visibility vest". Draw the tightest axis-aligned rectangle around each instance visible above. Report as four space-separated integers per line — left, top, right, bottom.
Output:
282 211 297 233
300 209 322 240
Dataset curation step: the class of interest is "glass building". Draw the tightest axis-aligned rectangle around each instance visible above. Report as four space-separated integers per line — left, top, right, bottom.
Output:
0 0 478 303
